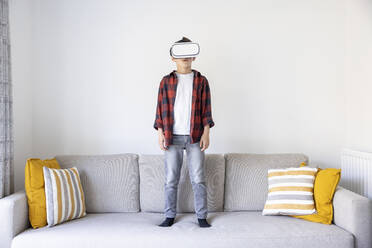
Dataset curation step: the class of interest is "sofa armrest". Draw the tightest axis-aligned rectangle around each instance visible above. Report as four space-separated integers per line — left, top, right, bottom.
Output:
0 190 30 248
333 186 372 248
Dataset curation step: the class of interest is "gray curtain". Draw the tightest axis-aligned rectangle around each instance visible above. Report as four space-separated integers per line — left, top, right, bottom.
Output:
0 0 14 199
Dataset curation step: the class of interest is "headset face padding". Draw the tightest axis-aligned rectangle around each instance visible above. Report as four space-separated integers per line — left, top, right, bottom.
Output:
170 42 200 58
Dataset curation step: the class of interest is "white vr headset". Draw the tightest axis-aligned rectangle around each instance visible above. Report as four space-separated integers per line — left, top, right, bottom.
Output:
170 42 200 58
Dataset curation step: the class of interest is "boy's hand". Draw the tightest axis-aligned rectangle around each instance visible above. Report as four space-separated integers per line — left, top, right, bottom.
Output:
200 125 210 151
158 129 168 151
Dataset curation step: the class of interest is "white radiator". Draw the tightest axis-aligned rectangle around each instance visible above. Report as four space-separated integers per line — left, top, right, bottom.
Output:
340 148 372 199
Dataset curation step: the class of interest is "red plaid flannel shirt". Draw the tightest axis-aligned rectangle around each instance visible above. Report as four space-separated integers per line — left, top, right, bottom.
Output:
153 69 215 147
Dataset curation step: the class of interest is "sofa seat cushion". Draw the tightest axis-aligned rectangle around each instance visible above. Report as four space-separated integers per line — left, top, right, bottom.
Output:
12 212 353 248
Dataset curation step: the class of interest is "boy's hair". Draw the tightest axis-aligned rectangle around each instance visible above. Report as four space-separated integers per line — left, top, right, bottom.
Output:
169 36 192 56
175 36 192 43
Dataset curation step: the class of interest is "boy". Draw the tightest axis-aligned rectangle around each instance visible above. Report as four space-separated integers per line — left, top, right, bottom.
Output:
153 37 215 228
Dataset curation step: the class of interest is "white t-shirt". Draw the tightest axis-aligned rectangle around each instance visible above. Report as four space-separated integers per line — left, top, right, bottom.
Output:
173 71 194 135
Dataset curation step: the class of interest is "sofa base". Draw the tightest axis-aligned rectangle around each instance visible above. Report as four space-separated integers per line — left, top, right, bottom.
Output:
12 211 353 248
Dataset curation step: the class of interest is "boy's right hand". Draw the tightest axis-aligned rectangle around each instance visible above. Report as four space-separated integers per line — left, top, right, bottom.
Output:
158 130 168 151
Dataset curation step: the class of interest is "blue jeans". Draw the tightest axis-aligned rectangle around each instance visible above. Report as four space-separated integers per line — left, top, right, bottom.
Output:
164 134 208 219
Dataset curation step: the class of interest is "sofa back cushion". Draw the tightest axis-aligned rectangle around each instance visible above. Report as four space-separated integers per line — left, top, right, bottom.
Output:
224 153 309 211
55 154 139 213
139 154 225 213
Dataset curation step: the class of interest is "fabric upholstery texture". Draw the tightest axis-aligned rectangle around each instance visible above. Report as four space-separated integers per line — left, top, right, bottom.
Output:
11 212 353 248
224 153 309 211
333 186 372 248
0 190 29 248
4 153 372 248
43 167 87 227
55 154 139 213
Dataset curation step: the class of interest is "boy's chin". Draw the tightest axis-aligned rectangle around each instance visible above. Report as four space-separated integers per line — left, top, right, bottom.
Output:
177 64 191 68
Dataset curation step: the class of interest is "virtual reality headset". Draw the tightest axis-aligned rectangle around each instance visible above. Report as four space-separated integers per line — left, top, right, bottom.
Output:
169 42 200 58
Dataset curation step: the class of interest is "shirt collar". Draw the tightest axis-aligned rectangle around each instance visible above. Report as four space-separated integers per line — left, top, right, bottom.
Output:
170 69 200 78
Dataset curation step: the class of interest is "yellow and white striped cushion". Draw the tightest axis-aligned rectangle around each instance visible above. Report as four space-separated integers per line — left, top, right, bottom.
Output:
262 167 318 216
43 166 87 227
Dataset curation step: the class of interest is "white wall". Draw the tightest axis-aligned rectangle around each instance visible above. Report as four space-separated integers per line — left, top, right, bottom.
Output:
344 0 372 153
9 0 372 192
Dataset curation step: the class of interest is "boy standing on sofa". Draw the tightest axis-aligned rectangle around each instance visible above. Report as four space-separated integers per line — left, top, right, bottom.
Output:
153 37 215 228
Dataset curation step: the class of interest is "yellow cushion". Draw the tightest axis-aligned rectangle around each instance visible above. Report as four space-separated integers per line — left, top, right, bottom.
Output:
299 161 307 167
291 163 341 224
24 158 60 228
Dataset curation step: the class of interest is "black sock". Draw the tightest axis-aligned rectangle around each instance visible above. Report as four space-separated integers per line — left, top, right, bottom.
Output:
158 217 175 227
198 218 211 228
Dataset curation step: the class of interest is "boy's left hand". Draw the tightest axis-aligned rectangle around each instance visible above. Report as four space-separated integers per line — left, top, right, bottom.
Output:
200 132 210 151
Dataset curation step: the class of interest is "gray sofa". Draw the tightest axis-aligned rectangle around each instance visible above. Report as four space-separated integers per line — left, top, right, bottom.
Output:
1 153 371 248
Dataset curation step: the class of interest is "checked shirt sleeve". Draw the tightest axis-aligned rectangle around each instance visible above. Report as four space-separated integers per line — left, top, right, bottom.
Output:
201 78 215 128
153 78 164 130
